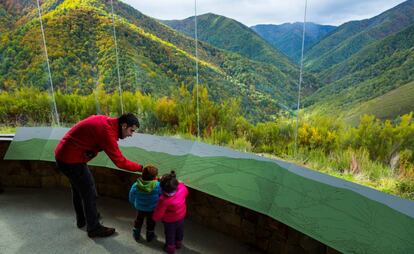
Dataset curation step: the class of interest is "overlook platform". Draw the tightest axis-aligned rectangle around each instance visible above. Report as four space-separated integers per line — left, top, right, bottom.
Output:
0 133 342 254
0 187 260 254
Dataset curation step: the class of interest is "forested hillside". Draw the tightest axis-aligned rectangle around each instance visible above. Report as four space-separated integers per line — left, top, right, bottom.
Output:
304 22 414 114
345 81 414 124
304 0 414 74
0 0 308 122
163 13 320 97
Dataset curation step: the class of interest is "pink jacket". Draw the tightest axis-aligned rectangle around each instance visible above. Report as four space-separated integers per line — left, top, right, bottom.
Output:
152 182 188 223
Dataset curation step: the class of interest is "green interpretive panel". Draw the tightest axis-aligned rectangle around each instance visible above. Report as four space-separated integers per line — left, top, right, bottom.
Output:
4 127 414 253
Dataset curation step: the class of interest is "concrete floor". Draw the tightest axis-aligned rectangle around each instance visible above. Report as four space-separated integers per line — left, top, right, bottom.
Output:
0 188 261 254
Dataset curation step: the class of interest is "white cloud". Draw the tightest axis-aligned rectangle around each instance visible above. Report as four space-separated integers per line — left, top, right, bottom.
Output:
120 0 407 26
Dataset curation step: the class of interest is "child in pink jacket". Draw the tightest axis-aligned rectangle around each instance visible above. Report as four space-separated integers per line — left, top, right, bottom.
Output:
152 171 188 254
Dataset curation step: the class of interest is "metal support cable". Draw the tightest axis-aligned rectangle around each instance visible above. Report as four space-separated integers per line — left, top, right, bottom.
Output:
195 0 200 138
93 72 101 115
294 0 308 157
91 47 101 115
110 0 124 114
36 0 60 126
134 63 141 115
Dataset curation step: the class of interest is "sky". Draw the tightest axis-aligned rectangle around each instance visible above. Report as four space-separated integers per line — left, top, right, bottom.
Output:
121 0 407 26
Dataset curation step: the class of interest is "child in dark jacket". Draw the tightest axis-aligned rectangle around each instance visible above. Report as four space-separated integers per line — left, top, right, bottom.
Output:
129 165 161 242
153 171 188 254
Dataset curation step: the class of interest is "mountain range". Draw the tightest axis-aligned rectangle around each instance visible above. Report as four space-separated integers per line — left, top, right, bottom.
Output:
0 0 313 122
1 0 414 123
304 0 414 74
251 22 336 63
302 0 414 118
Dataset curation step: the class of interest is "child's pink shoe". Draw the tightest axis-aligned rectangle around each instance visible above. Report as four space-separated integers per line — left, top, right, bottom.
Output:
164 244 176 254
175 241 182 249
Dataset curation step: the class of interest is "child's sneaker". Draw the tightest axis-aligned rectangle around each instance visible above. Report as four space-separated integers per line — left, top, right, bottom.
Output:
146 230 156 242
132 228 141 241
175 241 182 249
164 244 176 254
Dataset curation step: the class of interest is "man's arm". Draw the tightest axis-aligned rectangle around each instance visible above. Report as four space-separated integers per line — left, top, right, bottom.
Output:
101 132 143 172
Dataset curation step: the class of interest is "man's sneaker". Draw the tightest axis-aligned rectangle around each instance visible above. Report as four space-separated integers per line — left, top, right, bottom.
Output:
146 231 156 242
175 241 182 249
87 225 115 238
132 228 141 241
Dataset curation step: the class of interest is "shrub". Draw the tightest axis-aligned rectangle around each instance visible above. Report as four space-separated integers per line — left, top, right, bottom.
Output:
396 179 414 200
208 127 234 146
229 137 252 152
399 149 414 178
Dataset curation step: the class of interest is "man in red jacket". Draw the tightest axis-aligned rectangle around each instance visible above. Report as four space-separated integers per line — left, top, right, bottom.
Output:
55 113 143 238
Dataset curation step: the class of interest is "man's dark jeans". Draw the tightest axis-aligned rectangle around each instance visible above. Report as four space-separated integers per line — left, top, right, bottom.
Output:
56 160 100 232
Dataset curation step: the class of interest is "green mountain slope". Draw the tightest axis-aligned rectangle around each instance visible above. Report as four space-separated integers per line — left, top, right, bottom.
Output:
0 0 36 32
0 0 307 122
304 23 414 112
251 22 336 63
162 13 321 97
345 81 414 124
163 13 294 71
305 0 414 74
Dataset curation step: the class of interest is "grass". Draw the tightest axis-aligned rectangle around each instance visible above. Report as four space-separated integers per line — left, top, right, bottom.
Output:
0 126 16 134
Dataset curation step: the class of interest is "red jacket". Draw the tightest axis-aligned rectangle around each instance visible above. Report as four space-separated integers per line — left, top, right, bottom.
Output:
55 115 143 172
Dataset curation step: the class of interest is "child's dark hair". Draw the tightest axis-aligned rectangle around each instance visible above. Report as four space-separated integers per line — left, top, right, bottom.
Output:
142 165 158 181
160 171 178 193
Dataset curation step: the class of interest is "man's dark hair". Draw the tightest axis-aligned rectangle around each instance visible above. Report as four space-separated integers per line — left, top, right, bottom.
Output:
118 113 140 128
160 171 178 194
